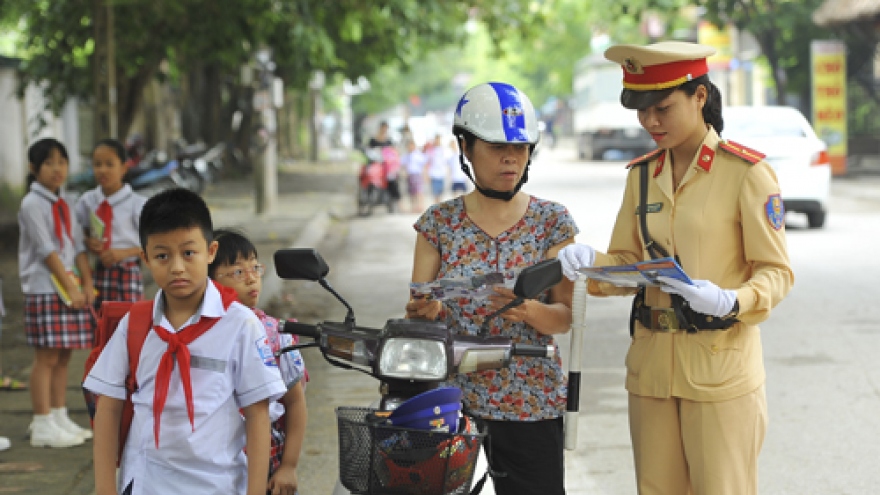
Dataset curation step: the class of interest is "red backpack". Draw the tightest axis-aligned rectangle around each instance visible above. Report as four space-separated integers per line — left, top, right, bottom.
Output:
82 300 153 466
82 282 238 465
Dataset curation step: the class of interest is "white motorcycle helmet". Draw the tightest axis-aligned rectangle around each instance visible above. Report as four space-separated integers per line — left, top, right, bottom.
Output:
452 82 540 200
453 82 540 146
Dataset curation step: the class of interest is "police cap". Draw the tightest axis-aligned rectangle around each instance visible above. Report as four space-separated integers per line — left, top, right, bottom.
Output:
604 41 716 110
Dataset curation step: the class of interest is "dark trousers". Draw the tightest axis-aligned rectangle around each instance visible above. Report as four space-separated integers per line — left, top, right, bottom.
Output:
483 417 566 495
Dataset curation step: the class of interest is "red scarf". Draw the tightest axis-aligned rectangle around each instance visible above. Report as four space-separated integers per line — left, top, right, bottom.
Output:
96 199 113 250
52 197 72 249
150 281 238 448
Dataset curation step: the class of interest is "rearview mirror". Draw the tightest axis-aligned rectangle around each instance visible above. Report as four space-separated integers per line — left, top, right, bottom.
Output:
513 259 562 299
274 248 330 281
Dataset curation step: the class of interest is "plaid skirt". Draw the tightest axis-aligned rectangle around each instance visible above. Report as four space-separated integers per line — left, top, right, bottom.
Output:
95 259 144 303
268 415 286 478
24 293 95 348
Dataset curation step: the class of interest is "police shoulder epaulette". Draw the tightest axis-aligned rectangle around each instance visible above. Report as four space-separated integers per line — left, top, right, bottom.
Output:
625 148 664 169
719 140 765 165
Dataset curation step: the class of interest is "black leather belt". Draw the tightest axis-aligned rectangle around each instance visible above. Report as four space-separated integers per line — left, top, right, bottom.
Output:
631 292 737 333
633 306 734 332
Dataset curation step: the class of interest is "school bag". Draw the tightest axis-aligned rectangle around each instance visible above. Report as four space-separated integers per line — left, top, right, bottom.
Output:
82 300 153 466
82 282 238 465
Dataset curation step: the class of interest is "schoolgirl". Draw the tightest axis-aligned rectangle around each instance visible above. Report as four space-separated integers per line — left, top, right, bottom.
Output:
74 138 147 304
19 138 95 448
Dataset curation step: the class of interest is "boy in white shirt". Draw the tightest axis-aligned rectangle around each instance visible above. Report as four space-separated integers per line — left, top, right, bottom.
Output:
84 188 286 495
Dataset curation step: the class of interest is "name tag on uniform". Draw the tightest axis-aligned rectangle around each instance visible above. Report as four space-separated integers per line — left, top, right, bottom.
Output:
635 203 663 214
190 355 227 373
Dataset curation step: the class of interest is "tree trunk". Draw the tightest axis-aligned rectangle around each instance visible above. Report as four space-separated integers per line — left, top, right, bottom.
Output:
117 65 157 142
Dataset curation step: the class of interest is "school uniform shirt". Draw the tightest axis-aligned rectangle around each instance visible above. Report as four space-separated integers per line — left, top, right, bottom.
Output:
426 146 448 181
589 127 794 403
74 184 147 261
447 150 467 184
404 149 427 177
18 183 86 294
84 281 287 495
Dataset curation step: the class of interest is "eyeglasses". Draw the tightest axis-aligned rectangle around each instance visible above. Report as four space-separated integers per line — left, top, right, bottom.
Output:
216 263 265 281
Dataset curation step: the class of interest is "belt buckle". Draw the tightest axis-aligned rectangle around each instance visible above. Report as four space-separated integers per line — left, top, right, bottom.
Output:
653 309 680 333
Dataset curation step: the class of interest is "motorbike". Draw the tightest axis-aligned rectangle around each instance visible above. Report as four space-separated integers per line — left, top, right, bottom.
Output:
66 149 184 197
274 248 562 495
357 148 394 217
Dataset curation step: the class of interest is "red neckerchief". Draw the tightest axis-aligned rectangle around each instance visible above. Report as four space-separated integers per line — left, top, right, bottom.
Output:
150 281 238 448
96 199 113 250
52 197 72 249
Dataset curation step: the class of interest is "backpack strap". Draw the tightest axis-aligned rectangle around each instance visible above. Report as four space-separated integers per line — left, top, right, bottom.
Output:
117 300 153 466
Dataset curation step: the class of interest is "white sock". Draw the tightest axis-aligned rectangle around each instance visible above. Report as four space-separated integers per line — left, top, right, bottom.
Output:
32 413 52 423
50 407 69 420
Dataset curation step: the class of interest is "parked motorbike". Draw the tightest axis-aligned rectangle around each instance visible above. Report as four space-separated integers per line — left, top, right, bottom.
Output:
274 248 562 495
357 148 393 217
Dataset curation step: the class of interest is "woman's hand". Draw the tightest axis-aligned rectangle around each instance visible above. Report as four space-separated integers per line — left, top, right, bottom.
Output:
267 465 298 495
488 286 530 323
405 296 443 320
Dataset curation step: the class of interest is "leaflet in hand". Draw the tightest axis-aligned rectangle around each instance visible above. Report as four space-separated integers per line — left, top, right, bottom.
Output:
89 211 105 241
410 270 517 301
577 257 694 287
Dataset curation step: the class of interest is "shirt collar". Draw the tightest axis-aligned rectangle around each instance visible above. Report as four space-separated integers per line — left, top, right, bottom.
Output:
101 183 133 206
153 279 228 330
30 182 62 202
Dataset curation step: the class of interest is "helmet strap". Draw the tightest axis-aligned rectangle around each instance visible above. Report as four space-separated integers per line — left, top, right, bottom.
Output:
458 152 530 202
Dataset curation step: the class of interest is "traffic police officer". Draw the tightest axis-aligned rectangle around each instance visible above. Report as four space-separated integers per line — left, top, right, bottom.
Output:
557 41 794 495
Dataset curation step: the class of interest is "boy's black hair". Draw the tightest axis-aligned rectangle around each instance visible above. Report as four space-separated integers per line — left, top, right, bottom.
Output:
27 138 69 188
139 188 213 250
208 229 258 278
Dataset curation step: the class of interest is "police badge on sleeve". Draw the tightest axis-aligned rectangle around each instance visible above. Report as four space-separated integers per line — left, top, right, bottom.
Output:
765 194 785 230
255 336 278 367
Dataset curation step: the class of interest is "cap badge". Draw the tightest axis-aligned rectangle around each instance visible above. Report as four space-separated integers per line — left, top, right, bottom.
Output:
502 105 524 127
624 57 644 74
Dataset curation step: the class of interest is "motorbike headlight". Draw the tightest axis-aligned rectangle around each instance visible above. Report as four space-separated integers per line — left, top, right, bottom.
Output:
378 338 447 381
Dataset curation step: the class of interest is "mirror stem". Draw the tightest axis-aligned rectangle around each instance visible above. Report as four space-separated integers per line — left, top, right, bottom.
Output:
320 279 356 328
478 297 523 338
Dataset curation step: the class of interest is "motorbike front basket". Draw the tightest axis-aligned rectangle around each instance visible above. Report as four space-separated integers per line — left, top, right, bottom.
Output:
336 407 486 495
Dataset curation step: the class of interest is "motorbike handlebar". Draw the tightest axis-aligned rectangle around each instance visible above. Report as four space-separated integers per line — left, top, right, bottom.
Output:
282 320 320 339
511 343 555 359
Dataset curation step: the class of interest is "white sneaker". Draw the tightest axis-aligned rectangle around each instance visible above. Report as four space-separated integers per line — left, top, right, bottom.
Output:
52 408 93 441
29 416 84 448
0 436 10 451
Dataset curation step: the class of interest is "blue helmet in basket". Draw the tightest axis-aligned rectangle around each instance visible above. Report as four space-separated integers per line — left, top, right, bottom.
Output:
386 387 462 433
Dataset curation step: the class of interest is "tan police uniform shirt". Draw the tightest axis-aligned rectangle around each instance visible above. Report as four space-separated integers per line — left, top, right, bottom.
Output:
589 127 794 402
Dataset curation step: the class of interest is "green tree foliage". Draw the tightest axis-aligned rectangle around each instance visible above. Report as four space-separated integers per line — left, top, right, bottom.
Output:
0 0 547 140
697 0 833 106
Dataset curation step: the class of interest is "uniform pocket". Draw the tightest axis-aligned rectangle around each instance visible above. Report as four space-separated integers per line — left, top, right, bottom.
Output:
625 326 653 378
686 328 744 387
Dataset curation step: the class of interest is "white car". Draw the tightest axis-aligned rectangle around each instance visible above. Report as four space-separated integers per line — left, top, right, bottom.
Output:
722 105 832 229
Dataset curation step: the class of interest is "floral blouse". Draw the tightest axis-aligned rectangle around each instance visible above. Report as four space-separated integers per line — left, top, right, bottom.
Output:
414 195 578 421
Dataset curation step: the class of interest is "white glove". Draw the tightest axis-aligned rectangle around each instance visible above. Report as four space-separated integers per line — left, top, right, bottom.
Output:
557 244 596 281
657 277 737 317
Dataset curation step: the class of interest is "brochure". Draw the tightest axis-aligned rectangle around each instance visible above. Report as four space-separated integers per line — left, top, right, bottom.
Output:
89 211 105 242
577 257 694 288
51 269 98 307
410 270 518 301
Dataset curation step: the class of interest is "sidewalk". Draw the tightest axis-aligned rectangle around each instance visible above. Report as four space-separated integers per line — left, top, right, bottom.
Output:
0 160 357 495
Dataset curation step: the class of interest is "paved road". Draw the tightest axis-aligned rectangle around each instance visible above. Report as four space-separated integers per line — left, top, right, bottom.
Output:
303 143 880 494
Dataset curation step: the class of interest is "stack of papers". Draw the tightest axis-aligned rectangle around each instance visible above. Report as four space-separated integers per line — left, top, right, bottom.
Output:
578 257 694 287
410 270 517 301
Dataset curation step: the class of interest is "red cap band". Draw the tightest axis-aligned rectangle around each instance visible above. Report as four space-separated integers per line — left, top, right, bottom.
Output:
622 58 709 91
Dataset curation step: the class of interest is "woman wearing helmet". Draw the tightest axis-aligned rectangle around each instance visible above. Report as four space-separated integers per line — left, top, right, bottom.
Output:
557 42 793 495
405 82 577 495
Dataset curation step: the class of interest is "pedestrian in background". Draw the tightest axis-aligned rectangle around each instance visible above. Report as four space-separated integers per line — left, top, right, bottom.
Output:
75 138 147 305
557 41 794 495
425 134 448 204
19 138 95 448
209 229 309 495
0 279 12 451
402 140 426 213
447 136 468 196
406 82 576 495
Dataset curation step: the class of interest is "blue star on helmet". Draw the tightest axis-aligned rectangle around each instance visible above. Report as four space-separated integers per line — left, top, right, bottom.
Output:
456 96 469 116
